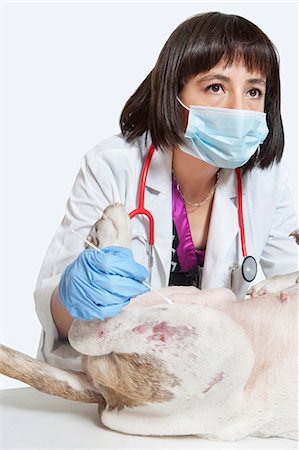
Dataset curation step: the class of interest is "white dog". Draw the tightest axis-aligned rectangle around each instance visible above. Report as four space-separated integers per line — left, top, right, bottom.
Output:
0 204 298 441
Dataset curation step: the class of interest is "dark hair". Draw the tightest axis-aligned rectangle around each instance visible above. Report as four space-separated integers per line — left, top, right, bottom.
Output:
120 12 283 173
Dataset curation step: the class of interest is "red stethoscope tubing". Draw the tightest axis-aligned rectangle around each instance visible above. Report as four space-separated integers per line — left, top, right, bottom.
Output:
236 167 248 257
129 144 156 246
129 146 248 258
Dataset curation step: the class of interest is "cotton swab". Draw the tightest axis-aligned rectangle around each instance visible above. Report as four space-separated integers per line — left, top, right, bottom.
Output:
71 229 173 304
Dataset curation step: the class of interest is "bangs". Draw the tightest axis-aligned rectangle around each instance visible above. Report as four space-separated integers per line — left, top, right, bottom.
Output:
177 13 277 86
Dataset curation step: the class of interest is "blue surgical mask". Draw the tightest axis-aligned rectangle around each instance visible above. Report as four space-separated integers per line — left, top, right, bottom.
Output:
177 98 269 169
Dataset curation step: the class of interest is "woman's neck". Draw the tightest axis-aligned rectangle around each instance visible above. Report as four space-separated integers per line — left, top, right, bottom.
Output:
172 147 220 202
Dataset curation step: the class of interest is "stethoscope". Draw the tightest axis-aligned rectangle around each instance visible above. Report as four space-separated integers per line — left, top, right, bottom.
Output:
129 144 257 285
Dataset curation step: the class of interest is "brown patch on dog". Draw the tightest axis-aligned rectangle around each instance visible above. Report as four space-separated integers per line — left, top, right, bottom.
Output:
0 344 103 403
83 352 180 411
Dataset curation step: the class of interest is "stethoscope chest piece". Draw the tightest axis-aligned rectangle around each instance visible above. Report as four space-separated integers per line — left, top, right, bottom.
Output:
241 255 257 283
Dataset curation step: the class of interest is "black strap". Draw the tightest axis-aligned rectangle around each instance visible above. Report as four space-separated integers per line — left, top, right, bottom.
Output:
169 265 203 288
169 221 203 288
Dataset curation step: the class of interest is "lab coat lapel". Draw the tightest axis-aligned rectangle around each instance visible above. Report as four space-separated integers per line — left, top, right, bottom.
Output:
201 169 240 289
143 148 173 287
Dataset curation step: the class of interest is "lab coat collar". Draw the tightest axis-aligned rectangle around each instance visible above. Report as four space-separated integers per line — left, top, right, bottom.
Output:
215 167 244 199
142 138 173 194
142 143 173 287
201 170 240 289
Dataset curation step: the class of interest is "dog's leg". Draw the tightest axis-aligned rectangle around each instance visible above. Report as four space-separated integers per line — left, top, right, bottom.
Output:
0 344 104 404
87 203 132 249
248 229 299 297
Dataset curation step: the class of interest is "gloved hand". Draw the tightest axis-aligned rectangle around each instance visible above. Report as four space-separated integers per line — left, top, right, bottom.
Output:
59 246 149 320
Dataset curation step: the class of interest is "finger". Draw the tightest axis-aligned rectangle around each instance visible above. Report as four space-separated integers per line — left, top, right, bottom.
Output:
65 296 130 321
87 247 148 281
68 273 148 305
89 272 149 298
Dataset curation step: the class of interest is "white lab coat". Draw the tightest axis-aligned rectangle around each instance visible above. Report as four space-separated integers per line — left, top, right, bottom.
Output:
34 132 298 370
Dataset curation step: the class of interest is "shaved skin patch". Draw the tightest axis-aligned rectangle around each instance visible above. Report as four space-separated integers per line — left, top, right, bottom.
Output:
132 321 197 343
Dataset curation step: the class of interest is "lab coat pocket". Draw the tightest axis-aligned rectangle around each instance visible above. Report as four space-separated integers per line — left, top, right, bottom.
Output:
228 265 251 300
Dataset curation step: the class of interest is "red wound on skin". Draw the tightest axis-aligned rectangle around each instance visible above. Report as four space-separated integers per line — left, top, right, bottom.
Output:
148 321 196 343
131 323 150 334
132 321 197 343
279 291 289 303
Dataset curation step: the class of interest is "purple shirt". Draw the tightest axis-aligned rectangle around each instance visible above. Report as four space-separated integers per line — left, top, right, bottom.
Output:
171 175 205 272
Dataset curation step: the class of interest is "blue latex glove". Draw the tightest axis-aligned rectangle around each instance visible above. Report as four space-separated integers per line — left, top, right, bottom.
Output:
59 246 149 320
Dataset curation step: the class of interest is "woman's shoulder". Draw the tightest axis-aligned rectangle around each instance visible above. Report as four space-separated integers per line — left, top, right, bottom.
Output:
243 162 292 203
220 163 290 204
85 133 148 168
244 161 288 186
219 163 285 198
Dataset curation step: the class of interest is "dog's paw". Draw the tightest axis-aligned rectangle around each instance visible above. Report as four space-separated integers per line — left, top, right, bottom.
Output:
88 203 132 249
247 272 299 297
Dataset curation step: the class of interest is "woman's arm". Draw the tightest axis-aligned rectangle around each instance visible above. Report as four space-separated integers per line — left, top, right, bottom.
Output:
35 149 114 358
34 136 143 366
50 287 74 339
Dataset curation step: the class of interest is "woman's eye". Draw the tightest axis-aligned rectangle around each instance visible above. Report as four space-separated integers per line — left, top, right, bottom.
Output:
206 84 224 94
247 88 262 98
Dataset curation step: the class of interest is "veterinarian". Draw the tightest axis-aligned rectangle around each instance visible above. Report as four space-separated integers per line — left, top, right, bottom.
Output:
34 12 298 370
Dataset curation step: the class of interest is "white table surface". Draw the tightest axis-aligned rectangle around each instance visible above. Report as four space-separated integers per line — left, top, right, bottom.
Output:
0 387 297 450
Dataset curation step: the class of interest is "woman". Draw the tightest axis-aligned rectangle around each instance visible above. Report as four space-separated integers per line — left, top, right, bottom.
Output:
34 12 298 370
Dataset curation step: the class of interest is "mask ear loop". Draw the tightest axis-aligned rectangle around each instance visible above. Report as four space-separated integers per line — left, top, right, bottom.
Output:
256 145 261 158
176 96 190 111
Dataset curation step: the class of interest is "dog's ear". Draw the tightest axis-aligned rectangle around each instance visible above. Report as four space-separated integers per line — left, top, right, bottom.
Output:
69 320 103 355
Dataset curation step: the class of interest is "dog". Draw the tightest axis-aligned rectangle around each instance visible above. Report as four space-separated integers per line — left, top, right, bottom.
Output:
0 204 298 441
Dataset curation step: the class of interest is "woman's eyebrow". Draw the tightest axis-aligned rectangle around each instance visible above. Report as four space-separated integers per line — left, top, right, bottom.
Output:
197 74 266 85
246 78 267 86
197 74 230 83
